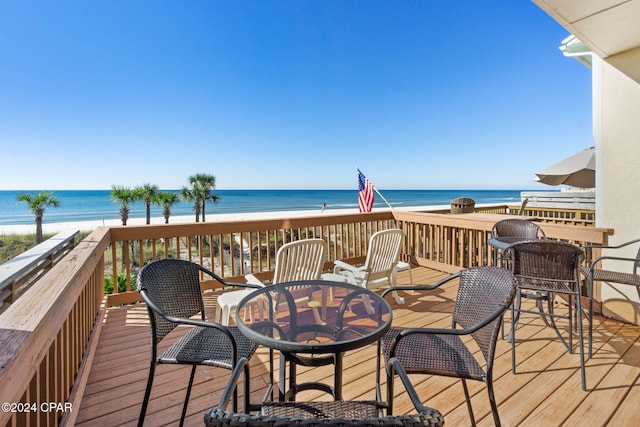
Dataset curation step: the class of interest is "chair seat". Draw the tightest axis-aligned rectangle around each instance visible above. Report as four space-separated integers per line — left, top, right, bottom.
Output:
158 326 258 368
381 328 485 381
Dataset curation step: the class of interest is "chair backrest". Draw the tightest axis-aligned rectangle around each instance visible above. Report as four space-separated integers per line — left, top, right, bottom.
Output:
137 258 208 345
452 266 516 363
509 240 584 284
518 197 530 216
491 218 546 240
363 229 404 283
273 238 327 284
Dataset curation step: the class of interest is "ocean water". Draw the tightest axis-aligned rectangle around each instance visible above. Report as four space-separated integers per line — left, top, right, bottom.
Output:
0 189 526 226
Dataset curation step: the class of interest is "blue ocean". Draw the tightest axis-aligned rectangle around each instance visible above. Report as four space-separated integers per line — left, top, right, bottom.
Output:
0 189 528 226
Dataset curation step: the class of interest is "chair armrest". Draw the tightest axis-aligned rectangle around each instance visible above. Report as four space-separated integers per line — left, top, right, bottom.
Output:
583 237 640 251
198 263 262 290
381 271 461 299
387 304 508 356
140 289 238 343
590 255 640 270
387 357 434 414
244 274 267 287
333 259 365 273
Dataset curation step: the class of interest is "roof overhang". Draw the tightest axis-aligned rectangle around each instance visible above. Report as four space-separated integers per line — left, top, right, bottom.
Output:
533 0 640 83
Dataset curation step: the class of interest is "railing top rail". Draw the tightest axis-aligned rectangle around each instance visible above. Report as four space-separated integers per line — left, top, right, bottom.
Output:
107 211 396 241
0 229 79 292
392 210 610 244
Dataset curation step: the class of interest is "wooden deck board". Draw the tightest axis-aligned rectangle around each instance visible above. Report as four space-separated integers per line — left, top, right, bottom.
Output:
76 266 640 426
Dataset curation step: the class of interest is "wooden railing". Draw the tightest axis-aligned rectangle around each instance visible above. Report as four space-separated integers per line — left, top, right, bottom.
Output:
0 207 611 426
0 230 78 315
104 211 398 305
393 210 609 274
0 227 108 427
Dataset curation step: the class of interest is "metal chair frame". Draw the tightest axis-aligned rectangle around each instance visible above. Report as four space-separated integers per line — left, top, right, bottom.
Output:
378 266 516 427
137 258 261 427
581 237 640 357
508 240 588 390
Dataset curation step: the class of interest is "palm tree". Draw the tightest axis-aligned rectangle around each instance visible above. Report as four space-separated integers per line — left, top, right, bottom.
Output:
187 173 220 222
136 183 159 225
110 186 142 226
17 191 60 243
154 191 180 224
181 185 202 222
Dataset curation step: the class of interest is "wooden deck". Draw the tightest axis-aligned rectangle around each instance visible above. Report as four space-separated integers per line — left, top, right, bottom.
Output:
75 266 640 426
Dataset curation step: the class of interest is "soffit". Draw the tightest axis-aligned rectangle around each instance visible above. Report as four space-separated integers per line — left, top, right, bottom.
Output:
533 0 640 82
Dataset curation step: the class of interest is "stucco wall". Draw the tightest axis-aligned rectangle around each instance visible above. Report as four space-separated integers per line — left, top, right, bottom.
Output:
598 60 640 324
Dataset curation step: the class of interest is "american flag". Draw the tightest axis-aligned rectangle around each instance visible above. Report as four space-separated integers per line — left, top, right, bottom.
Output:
357 169 375 213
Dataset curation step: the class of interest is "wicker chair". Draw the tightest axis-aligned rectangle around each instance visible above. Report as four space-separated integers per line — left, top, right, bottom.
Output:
491 218 546 241
450 197 475 214
580 237 640 357
204 357 445 427
508 240 587 390
490 218 546 268
379 266 516 427
137 259 261 427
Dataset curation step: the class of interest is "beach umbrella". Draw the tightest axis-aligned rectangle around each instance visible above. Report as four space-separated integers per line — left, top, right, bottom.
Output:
534 146 595 188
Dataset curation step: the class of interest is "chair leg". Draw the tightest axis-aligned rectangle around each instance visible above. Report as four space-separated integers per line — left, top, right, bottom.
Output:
220 305 231 326
391 291 405 305
576 293 587 391
243 360 252 413
511 290 520 374
486 378 502 427
588 277 594 359
180 366 197 427
386 359 396 415
461 380 476 427
138 361 156 427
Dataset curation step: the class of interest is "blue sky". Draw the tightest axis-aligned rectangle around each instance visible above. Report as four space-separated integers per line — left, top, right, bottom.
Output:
0 1 593 191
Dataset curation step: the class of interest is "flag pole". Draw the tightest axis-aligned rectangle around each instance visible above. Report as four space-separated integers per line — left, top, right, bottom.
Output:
356 167 394 210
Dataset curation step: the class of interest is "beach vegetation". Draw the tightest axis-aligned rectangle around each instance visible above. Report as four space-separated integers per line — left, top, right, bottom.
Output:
16 191 61 243
136 183 159 225
154 191 180 224
0 231 91 264
104 272 136 294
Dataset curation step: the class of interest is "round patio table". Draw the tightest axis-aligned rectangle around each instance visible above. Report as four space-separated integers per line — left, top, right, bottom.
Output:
236 279 392 401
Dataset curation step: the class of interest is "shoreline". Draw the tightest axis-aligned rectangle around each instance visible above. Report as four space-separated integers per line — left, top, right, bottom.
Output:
0 205 452 236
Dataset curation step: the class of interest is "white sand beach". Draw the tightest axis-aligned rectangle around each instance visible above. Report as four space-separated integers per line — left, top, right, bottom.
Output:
0 205 446 236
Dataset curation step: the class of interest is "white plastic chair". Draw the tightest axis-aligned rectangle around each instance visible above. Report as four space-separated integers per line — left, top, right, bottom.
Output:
217 238 327 325
325 229 406 305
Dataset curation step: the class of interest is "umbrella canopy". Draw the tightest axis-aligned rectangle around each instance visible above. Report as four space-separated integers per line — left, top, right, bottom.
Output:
535 146 595 188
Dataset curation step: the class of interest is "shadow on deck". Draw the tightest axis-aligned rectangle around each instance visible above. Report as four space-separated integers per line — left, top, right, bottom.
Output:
76 266 640 426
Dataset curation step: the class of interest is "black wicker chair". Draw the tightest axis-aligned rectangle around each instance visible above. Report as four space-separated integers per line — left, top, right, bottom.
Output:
508 240 587 390
379 266 516 427
581 237 640 358
204 357 445 427
137 258 261 427
491 218 546 241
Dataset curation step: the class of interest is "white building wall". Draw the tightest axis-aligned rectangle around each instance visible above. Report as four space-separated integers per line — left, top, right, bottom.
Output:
598 60 640 324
